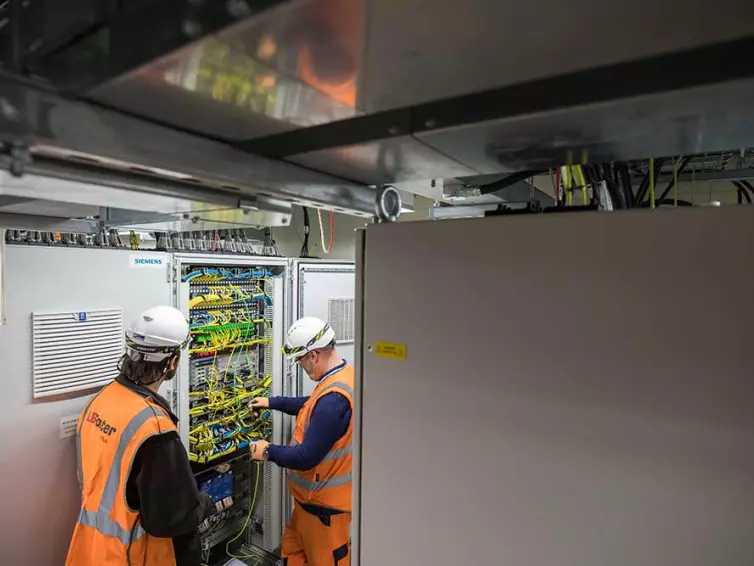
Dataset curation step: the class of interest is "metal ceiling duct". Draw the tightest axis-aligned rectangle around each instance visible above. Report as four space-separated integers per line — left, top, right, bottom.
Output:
0 75 376 218
1 0 754 205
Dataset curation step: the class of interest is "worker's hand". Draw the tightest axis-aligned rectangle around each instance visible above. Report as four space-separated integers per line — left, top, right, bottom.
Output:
249 397 269 418
250 440 269 461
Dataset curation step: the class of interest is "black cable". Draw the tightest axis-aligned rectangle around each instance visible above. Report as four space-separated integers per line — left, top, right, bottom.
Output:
592 164 617 209
740 181 754 202
583 164 599 189
299 207 311 258
611 162 630 209
478 170 546 195
733 182 752 204
618 163 634 208
604 162 627 210
634 158 666 205
655 156 692 203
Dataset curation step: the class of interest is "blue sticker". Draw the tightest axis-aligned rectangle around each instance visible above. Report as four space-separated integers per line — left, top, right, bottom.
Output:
78 312 87 322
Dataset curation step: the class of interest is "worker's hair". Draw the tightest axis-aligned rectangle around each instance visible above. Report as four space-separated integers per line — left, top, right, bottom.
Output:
315 339 337 352
117 352 176 385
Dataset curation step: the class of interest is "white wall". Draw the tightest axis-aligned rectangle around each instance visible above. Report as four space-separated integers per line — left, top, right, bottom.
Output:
270 197 434 261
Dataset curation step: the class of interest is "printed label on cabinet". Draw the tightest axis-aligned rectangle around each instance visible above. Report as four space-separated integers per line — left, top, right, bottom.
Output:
374 342 407 360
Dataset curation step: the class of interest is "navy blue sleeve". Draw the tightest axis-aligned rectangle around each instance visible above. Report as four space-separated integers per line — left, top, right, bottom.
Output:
267 393 351 471
268 396 309 416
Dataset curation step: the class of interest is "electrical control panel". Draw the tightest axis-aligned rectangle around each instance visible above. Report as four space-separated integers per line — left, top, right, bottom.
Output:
195 458 260 564
173 256 286 563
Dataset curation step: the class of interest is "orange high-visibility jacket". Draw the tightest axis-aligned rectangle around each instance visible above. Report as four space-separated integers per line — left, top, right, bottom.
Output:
288 364 354 512
65 381 178 566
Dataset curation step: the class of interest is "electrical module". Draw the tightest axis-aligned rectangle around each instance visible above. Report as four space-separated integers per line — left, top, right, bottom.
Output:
184 265 275 463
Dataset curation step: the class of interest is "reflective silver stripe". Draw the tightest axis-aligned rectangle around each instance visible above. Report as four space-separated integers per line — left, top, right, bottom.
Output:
322 446 352 462
78 508 146 545
291 439 300 446
288 471 352 492
77 405 159 544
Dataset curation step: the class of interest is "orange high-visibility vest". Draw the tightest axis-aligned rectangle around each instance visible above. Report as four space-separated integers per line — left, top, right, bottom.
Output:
65 381 178 566
288 363 354 512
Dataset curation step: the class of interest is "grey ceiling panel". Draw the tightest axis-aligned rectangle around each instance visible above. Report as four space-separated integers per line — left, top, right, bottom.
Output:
416 78 754 173
286 136 478 184
360 0 754 113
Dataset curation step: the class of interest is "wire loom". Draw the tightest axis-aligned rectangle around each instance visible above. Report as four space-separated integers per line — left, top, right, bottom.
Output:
185 266 276 463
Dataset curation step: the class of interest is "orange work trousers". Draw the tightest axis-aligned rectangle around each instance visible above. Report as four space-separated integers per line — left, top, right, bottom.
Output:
282 503 350 566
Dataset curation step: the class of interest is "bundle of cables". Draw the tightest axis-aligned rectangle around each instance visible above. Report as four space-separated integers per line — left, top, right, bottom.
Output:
189 327 270 355
188 372 273 463
189 285 272 312
184 268 273 283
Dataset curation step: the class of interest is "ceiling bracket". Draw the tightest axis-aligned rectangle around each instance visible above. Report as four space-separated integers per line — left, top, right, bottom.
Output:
375 185 402 223
6 142 31 177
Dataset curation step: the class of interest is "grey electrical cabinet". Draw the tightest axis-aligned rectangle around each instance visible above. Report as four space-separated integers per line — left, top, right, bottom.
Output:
0 246 173 565
353 209 754 566
171 253 289 562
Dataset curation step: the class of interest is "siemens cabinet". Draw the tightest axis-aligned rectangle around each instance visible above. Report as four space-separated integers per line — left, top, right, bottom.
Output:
171 254 288 565
171 255 355 564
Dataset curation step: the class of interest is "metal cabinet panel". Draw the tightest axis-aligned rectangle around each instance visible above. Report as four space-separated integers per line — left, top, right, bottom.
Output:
291 261 355 397
355 209 754 566
0 246 171 565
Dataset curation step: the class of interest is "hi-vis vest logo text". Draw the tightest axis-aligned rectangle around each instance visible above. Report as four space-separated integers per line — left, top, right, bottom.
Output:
86 411 118 436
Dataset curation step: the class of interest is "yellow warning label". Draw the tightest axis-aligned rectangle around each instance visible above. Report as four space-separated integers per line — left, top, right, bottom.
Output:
374 342 407 360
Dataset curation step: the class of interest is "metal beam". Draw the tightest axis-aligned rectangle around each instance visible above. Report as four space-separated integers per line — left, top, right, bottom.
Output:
0 74 375 216
429 204 498 220
631 168 754 185
0 212 98 233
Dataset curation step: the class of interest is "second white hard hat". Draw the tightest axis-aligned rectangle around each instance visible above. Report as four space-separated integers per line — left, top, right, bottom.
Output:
283 316 335 360
125 305 190 363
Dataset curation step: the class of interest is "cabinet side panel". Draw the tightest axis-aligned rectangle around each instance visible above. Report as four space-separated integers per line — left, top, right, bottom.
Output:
359 209 754 566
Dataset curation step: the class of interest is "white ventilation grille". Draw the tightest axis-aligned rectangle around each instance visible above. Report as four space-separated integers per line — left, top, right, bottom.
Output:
32 308 123 398
328 298 354 343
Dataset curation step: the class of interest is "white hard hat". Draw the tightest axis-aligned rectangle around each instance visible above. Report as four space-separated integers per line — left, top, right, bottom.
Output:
125 305 189 363
283 316 335 360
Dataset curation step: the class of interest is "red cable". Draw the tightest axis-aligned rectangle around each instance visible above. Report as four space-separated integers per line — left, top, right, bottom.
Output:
212 230 217 252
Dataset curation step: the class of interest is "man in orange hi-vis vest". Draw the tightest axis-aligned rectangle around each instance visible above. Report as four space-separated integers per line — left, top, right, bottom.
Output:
249 317 353 566
66 306 211 566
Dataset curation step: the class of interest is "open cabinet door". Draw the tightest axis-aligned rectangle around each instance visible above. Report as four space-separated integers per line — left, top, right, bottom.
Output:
283 259 355 525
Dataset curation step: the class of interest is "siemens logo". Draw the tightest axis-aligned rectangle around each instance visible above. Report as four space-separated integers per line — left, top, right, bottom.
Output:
130 255 165 268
